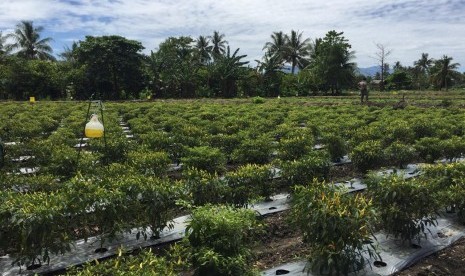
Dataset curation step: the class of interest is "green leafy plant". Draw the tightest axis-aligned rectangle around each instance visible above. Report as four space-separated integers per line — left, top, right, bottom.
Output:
0 191 73 268
225 164 275 206
277 134 314 161
414 137 443 163
127 149 170 176
323 134 347 162
181 146 227 174
184 168 227 206
290 180 379 275
186 205 261 276
231 135 273 165
350 140 385 173
384 141 416 168
440 136 465 161
366 174 440 243
67 248 179 276
279 151 331 189
423 162 465 223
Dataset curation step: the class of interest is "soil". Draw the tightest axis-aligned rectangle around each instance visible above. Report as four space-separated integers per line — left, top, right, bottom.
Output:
395 237 465 276
253 210 465 276
253 210 310 271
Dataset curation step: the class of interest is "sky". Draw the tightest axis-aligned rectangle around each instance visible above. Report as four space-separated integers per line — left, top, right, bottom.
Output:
1 0 464 71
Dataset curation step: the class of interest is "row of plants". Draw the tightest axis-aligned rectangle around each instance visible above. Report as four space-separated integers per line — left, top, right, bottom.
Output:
0 149 331 269
65 160 465 275
3 98 465 178
288 160 465 275
67 205 261 276
2 96 465 274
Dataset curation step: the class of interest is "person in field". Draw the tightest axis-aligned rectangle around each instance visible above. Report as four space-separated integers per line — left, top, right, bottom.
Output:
359 77 368 103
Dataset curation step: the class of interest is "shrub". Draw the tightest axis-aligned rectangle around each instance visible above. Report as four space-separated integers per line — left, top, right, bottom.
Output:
384 141 416 168
278 135 314 161
181 146 227 174
140 131 172 151
252 96 265 104
350 140 385 173
94 136 132 165
366 175 439 243
323 134 347 162
440 136 465 161
132 177 181 239
382 121 415 146
186 205 260 276
207 133 241 161
225 164 275 206
68 248 178 276
184 168 227 206
414 137 442 163
0 191 73 268
423 162 465 223
279 151 331 189
127 150 170 177
231 135 273 165
290 180 378 275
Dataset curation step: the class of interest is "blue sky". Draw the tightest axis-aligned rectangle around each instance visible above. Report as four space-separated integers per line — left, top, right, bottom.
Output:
1 0 464 71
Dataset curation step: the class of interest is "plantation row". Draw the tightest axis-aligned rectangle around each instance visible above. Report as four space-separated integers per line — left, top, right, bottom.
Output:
52 163 465 275
2 95 465 273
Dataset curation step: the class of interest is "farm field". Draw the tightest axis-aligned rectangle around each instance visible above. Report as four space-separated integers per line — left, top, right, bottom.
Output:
2 91 465 275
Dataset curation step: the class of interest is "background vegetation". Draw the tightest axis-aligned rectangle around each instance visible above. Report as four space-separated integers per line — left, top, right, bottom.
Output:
0 21 463 101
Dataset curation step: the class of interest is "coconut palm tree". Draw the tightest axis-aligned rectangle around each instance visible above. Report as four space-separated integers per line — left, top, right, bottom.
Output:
195 35 212 65
59 41 79 62
209 46 248 97
263 31 286 63
414 53 433 73
6 21 55 61
283 30 311 74
413 53 433 90
256 53 284 96
210 31 227 57
0 31 10 58
432 55 460 91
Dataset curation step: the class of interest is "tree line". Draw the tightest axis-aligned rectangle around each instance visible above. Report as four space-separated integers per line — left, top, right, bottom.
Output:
0 21 463 100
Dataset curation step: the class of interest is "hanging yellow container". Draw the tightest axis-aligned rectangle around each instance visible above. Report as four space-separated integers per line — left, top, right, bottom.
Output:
29 97 36 103
85 114 104 138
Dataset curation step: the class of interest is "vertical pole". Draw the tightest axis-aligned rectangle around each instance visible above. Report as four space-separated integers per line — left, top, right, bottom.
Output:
100 103 107 149
76 93 95 173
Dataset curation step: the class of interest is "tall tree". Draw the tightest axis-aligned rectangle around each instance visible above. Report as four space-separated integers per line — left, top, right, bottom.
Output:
393 61 403 71
373 43 392 91
6 21 55 61
209 46 248 98
283 30 311 74
256 52 284 96
413 53 433 90
195 35 212 65
0 31 10 59
431 55 460 91
262 31 286 63
59 41 79 62
153 36 199 98
210 31 227 57
414 53 433 73
311 31 356 94
74 35 146 100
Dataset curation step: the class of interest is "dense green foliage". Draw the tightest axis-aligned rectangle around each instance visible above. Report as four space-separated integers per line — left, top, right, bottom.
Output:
186 205 260 276
1 21 463 100
2 93 465 273
290 180 378 275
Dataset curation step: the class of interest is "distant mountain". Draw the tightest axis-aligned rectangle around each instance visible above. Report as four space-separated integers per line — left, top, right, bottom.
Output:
358 66 394 77
357 66 381 77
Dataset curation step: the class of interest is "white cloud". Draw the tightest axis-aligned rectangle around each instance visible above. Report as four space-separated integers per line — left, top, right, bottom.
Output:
0 0 464 70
